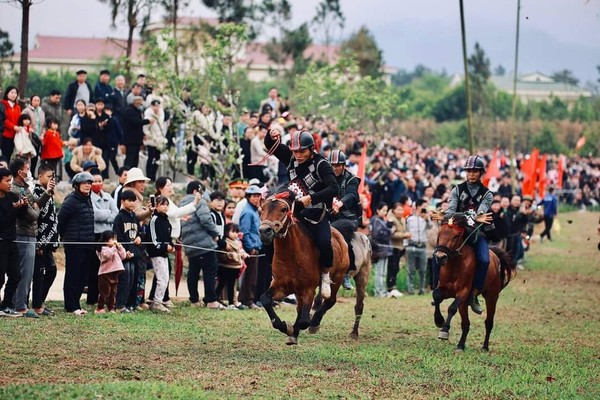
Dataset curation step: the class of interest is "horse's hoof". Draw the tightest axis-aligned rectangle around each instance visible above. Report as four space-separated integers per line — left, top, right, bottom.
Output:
455 348 464 353
481 346 489 352
438 330 449 340
308 325 320 334
349 332 358 340
286 336 298 345
286 322 294 336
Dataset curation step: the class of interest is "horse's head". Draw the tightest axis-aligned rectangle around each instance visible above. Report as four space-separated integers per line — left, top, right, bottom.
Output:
259 189 297 244
434 213 467 265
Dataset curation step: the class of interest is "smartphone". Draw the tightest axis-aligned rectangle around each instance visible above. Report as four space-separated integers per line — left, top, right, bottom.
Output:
150 194 156 208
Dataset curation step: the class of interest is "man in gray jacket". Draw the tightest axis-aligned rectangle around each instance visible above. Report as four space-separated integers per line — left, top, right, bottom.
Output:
180 181 225 309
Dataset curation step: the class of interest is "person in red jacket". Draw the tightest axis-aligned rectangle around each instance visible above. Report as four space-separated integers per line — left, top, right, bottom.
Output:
40 117 64 174
1 86 22 160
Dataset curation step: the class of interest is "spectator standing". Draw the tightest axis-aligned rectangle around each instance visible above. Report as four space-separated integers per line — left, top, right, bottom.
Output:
122 96 151 168
386 202 411 297
21 94 45 172
94 98 111 178
40 118 64 174
370 202 394 298
405 199 432 295
111 75 127 121
259 87 280 117
41 90 64 137
63 70 93 117
94 69 114 105
111 166 130 212
95 230 126 314
67 99 87 139
179 181 224 309
143 99 167 182
0 167 28 317
540 186 558 242
103 104 123 177
13 114 37 163
216 223 248 309
147 196 174 313
32 163 59 316
57 171 95 315
238 185 263 309
1 86 22 159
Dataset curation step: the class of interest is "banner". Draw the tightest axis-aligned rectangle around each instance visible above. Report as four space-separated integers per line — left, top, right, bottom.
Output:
521 148 539 197
483 149 501 187
357 143 367 194
537 154 547 198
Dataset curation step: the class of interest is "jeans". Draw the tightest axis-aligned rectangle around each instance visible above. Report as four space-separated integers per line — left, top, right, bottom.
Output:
150 257 169 303
406 247 427 294
116 261 135 309
373 257 388 297
187 252 218 304
32 249 57 309
14 235 37 311
473 236 490 291
0 241 21 310
63 246 92 312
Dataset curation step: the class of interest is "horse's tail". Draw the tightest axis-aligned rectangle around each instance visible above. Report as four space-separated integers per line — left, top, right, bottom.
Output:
331 219 356 243
491 246 516 290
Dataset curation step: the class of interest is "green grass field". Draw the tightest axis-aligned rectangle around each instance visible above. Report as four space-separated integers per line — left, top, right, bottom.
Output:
1 211 599 399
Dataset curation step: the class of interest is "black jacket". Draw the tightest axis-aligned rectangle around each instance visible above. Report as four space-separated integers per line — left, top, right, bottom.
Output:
146 212 172 258
33 184 59 251
112 88 127 119
113 208 142 260
94 82 114 105
122 105 150 146
0 101 5 136
57 190 95 249
63 81 93 111
0 192 27 241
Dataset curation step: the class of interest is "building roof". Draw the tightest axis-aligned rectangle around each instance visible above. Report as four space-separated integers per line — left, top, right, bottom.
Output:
240 42 341 67
18 35 142 61
490 73 591 97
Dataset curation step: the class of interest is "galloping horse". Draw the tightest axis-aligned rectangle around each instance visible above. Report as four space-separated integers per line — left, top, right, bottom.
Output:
432 214 516 352
259 188 372 345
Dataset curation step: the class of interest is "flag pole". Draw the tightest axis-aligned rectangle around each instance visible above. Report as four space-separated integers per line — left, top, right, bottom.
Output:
459 0 475 154
509 0 522 192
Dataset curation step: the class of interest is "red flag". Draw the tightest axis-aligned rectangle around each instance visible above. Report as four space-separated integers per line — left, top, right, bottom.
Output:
537 154 547 198
575 136 586 151
557 155 564 189
521 148 539 196
357 143 367 194
483 149 501 187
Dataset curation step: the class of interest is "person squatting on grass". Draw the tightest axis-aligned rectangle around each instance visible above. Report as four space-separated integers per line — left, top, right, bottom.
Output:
95 230 126 314
147 196 175 313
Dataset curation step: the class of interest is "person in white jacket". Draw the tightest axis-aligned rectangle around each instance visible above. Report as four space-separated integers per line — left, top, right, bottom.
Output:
147 176 202 307
143 99 167 182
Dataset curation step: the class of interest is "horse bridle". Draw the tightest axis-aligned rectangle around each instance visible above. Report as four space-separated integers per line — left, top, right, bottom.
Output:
259 195 297 238
434 222 484 261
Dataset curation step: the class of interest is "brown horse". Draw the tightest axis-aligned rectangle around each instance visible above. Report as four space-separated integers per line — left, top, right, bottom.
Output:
258 188 371 345
432 214 516 352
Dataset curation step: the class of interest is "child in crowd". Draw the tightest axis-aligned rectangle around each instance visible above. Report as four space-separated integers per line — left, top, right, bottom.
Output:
113 190 142 313
95 230 126 314
40 117 64 174
223 198 236 224
209 190 226 245
216 223 248 310
14 114 37 161
147 196 175 313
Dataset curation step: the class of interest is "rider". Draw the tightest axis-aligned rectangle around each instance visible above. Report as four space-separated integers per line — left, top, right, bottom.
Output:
434 155 493 314
265 129 339 299
327 150 362 290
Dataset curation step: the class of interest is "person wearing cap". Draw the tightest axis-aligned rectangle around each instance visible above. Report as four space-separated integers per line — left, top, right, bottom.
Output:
228 178 248 203
122 96 151 168
58 171 95 315
432 155 493 314
238 184 263 309
63 70 93 117
70 137 106 174
143 99 167 182
94 69 114 106
328 150 362 290
265 128 339 299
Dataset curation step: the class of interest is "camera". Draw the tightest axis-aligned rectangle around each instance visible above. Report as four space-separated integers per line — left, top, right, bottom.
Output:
150 194 156 208
421 208 427 214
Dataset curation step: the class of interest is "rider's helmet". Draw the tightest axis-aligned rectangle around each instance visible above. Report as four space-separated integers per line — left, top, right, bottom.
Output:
289 130 314 151
327 150 347 165
464 155 485 171
71 171 94 188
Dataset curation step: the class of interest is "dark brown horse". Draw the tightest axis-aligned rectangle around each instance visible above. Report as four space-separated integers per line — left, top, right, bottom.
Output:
259 188 372 345
432 214 516 352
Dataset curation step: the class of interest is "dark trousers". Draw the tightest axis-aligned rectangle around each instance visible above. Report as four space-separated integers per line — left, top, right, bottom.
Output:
0 241 21 309
149 257 171 302
300 208 333 269
540 216 554 240
107 147 119 177
116 261 135 309
1 138 14 160
42 158 61 176
387 248 405 291
124 144 140 168
146 146 160 182
239 256 258 306
63 246 92 312
473 236 490 291
187 252 218 304
98 271 120 311
64 162 76 180
255 245 273 303
186 137 201 175
127 258 146 307
216 266 239 305
32 249 57 309
86 233 102 305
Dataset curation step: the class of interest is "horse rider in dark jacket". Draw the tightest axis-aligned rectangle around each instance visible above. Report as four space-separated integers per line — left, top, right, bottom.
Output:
432 155 493 314
328 149 362 290
265 129 339 298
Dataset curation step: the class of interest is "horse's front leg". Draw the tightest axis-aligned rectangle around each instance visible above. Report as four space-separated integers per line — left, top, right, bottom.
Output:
438 296 463 340
432 287 445 328
260 287 293 337
287 295 312 345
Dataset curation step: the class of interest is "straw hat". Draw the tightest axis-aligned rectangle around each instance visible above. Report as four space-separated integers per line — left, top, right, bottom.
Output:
124 167 150 185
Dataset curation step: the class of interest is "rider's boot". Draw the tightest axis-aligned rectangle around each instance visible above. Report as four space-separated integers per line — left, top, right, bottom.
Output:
321 269 332 299
342 273 353 290
469 289 483 315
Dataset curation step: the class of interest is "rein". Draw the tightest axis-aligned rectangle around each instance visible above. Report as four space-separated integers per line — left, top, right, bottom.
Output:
435 222 484 260
259 194 297 238
248 135 281 166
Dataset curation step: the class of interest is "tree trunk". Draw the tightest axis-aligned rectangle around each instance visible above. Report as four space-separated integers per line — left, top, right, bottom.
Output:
18 0 31 99
173 0 179 76
126 4 135 84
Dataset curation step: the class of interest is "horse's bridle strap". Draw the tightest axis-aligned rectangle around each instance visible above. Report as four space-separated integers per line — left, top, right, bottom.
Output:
260 197 296 238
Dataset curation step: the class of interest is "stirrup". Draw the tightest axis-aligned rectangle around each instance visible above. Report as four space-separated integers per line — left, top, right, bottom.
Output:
470 294 483 315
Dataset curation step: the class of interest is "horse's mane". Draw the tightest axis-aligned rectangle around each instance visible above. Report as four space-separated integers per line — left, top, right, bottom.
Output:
442 213 468 229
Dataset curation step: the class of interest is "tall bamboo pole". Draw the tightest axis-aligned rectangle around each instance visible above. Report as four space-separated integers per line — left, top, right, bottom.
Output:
510 0 522 191
459 0 474 153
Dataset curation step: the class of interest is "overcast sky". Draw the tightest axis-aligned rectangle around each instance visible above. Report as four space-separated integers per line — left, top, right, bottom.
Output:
1 0 599 82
